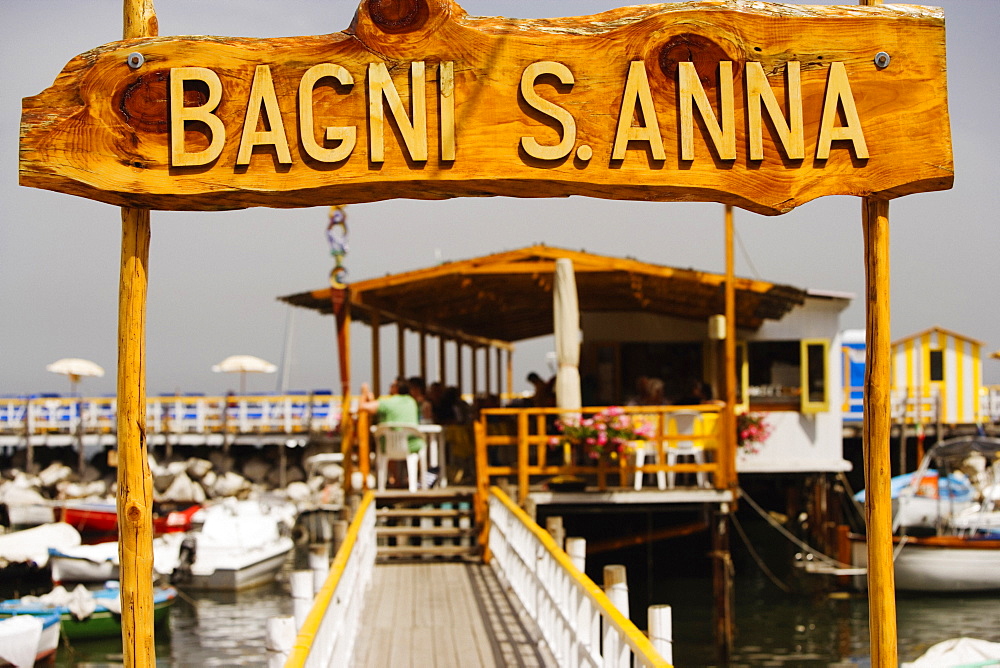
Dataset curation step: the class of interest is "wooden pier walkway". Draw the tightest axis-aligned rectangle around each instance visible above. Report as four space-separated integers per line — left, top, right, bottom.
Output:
353 562 556 667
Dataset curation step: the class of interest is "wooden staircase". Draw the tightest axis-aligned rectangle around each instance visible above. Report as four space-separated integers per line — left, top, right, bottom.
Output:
374 487 481 562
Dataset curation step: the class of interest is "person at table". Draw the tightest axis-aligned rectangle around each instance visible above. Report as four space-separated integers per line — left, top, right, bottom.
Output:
407 375 435 424
527 371 555 407
359 378 423 484
674 378 711 406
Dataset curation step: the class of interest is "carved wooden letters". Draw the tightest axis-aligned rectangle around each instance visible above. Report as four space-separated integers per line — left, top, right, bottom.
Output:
20 0 952 213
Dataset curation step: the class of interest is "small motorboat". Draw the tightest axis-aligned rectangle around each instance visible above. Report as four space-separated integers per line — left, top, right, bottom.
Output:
0 612 60 667
0 583 175 640
167 498 296 591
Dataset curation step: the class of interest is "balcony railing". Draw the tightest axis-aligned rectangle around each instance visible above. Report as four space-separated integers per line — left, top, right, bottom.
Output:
473 404 734 507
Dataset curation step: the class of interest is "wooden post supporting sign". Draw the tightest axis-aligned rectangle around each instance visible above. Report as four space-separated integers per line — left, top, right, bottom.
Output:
118 2 157 667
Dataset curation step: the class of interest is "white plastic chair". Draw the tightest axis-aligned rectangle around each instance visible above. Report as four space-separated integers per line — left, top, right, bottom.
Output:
664 410 708 489
371 423 427 492
634 417 666 490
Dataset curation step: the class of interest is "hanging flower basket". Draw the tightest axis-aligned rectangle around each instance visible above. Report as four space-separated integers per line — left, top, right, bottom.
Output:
553 407 654 463
737 412 772 454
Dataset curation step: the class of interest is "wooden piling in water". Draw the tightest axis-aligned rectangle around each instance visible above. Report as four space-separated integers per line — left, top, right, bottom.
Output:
711 504 734 663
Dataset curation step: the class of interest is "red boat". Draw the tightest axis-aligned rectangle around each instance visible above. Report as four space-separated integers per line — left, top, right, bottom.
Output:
59 502 200 537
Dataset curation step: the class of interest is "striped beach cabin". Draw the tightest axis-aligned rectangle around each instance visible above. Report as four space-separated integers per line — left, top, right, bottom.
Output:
891 326 985 426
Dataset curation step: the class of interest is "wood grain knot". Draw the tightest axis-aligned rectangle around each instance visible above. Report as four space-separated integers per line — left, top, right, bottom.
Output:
126 503 143 522
119 70 171 134
658 34 739 88
367 0 428 32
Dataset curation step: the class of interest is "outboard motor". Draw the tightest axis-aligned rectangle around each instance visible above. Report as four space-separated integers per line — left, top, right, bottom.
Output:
171 536 198 584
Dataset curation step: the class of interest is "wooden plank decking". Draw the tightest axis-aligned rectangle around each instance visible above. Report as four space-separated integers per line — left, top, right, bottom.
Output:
353 562 556 667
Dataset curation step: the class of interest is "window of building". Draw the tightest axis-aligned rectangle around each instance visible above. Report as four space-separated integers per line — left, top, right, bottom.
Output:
739 339 829 412
929 349 944 382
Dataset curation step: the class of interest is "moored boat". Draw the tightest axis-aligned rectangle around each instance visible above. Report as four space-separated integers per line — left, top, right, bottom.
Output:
0 522 81 584
850 532 1000 592
167 498 296 591
849 435 1000 592
57 500 200 538
0 583 176 640
48 535 180 585
0 612 60 666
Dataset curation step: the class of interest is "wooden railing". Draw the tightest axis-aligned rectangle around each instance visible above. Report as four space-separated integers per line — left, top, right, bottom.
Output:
487 487 670 667
474 404 732 507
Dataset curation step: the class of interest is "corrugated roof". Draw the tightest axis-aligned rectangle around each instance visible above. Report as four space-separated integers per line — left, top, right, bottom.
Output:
278 245 809 343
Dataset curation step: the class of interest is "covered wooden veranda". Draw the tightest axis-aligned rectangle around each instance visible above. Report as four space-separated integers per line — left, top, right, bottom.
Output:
279 243 811 494
278 243 807 401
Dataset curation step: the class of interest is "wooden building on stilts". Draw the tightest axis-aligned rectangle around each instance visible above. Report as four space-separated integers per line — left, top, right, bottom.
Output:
280 242 857 654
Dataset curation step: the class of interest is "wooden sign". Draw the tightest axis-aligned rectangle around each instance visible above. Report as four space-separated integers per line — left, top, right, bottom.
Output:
20 0 951 214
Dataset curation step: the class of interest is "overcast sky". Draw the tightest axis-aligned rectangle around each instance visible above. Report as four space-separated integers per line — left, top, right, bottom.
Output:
2 0 998 399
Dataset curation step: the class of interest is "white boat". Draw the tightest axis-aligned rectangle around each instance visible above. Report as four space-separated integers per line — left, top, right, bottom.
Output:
0 612 60 667
902 637 1000 667
0 522 80 575
851 435 1000 592
48 536 180 585
166 498 296 591
851 533 1000 592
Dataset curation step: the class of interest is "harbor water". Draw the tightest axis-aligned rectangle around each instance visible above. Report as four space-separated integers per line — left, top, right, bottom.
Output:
33 525 1000 667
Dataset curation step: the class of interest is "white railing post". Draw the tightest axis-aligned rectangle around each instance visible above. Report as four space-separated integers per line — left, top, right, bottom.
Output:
487 488 667 668
648 605 673 663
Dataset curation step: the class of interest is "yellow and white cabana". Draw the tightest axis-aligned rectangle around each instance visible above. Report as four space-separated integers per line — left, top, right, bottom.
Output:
891 326 985 426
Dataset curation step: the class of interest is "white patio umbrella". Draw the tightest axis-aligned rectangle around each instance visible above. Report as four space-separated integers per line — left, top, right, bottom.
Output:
45 358 105 395
554 258 582 413
211 354 277 394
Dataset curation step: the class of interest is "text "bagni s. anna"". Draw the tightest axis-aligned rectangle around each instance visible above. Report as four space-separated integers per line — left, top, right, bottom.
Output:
169 59 868 168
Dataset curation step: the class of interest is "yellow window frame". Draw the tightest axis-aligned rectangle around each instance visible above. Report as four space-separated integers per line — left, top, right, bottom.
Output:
800 338 830 414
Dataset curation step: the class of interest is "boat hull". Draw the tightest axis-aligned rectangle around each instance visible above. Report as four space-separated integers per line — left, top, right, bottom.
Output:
851 535 1000 592
178 540 293 591
0 612 60 666
0 586 176 640
57 599 172 640
59 502 199 537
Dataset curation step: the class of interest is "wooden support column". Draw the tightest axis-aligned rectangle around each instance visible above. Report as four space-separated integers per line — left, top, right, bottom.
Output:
456 341 464 393
471 345 480 397
396 322 406 380
371 312 381 396
506 349 514 403
419 328 427 381
118 4 157 666
863 197 898 667
723 205 737 490
483 345 491 399
495 347 503 398
438 336 446 384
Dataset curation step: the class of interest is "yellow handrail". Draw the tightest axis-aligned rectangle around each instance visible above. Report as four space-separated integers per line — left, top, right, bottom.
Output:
285 490 375 666
489 486 672 667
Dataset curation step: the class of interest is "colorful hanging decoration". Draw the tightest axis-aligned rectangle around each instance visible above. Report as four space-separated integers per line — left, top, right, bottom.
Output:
327 205 348 289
